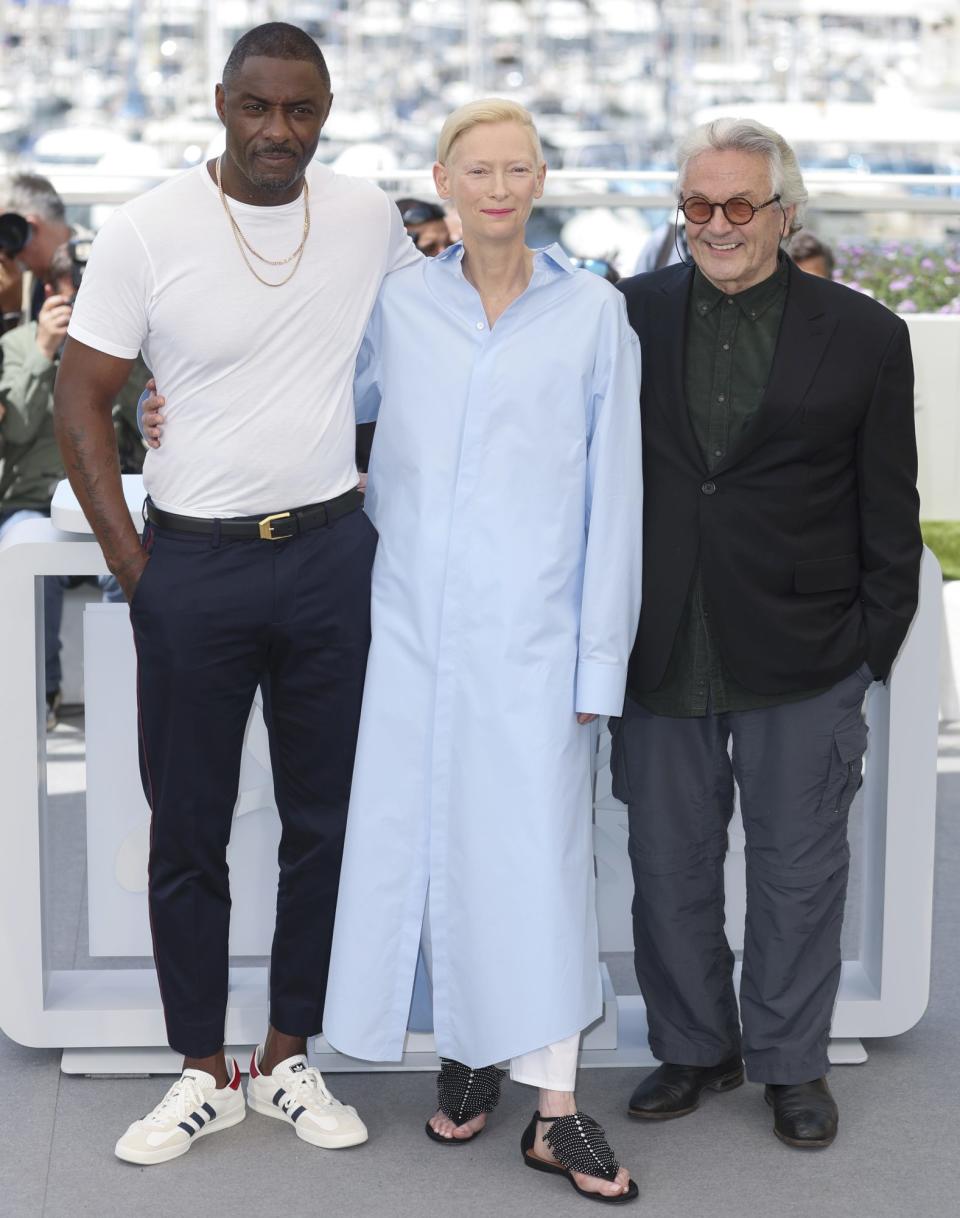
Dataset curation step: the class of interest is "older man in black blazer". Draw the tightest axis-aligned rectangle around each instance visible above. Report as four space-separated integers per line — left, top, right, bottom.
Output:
614 118 921 1148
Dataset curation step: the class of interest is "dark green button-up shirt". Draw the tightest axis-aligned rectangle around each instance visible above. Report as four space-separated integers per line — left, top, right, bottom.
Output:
638 256 824 717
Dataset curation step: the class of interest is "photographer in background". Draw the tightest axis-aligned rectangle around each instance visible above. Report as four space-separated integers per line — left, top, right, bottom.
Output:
0 242 77 728
0 240 149 717
0 174 74 325
395 197 453 257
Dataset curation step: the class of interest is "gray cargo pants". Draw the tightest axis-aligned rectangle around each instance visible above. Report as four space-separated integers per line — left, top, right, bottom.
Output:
611 663 872 1085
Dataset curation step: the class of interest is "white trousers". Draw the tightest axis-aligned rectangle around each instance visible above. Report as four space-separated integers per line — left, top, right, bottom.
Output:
420 898 580 1092
506 1032 580 1092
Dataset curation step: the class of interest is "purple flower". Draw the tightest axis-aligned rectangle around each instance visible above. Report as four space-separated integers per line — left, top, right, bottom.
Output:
921 258 936 271
889 276 914 291
897 299 918 313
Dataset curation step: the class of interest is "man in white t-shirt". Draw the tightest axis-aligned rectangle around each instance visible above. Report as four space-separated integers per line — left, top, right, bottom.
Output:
54 22 419 1166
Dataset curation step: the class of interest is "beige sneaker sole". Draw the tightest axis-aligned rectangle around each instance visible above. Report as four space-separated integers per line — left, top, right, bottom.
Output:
247 1093 368 1149
115 1105 246 1165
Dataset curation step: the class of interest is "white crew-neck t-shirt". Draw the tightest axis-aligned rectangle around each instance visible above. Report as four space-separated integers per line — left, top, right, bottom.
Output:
68 162 420 518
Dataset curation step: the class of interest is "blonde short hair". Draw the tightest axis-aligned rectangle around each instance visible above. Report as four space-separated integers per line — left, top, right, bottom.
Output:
437 98 545 167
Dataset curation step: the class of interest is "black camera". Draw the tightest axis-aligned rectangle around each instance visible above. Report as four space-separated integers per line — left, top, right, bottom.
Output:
0 211 32 258
67 235 91 292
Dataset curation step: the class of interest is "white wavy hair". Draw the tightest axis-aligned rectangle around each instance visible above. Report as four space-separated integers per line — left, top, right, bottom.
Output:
675 117 808 235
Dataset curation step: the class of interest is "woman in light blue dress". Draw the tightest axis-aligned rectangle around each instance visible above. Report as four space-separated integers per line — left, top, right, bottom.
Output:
324 100 642 1203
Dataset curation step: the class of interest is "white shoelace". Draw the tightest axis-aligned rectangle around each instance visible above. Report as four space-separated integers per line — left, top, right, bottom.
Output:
144 1075 208 1125
281 1066 336 1112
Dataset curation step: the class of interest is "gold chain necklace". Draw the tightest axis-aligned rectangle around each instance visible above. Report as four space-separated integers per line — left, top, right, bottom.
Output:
215 155 311 288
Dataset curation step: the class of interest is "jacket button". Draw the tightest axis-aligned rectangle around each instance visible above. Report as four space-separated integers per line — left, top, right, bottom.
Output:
701 480 717 495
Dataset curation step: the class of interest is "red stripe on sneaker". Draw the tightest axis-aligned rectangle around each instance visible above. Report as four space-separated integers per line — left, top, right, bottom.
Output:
249 1051 259 1080
230 1059 242 1089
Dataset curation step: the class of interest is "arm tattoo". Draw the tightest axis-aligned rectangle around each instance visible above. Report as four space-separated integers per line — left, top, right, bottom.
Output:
60 415 141 574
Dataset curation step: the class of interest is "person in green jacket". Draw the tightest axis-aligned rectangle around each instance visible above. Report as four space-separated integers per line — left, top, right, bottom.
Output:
0 243 148 724
0 243 76 726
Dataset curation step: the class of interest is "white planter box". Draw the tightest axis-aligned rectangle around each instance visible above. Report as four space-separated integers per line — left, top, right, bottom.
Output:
904 314 960 522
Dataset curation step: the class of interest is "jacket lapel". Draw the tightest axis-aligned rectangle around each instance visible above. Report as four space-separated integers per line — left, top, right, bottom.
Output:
648 265 705 470
715 261 837 470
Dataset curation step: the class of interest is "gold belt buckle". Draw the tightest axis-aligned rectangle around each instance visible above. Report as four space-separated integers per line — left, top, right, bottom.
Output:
258 511 293 541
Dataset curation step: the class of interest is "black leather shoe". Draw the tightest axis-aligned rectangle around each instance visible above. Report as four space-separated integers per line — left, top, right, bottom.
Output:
764 1079 838 1149
627 1056 744 1119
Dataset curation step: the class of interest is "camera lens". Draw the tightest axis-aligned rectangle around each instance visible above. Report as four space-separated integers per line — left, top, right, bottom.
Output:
0 212 30 257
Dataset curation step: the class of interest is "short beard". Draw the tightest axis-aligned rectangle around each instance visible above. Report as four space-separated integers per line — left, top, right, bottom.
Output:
247 166 303 193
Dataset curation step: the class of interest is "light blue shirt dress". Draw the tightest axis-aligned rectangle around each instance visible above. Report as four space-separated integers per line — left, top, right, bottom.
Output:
323 242 643 1067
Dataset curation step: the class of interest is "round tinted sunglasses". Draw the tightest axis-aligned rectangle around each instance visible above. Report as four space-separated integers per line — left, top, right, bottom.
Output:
680 194 781 226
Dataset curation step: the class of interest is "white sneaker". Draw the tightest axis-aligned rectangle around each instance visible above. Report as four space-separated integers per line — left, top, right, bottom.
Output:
115 1058 246 1165
246 1048 368 1148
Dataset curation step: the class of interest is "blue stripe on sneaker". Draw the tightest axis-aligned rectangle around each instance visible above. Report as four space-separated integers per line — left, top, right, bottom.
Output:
202 1103 216 1119
290 1106 306 1123
189 1112 205 1128
177 1122 196 1137
272 1088 286 1107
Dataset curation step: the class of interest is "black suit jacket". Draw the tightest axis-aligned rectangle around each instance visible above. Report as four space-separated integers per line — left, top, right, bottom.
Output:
618 259 922 695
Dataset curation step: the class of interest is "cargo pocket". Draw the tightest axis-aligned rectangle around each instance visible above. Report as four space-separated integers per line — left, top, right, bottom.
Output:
816 720 868 820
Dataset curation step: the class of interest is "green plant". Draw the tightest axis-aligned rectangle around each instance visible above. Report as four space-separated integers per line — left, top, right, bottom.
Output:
921 521 960 580
832 241 960 314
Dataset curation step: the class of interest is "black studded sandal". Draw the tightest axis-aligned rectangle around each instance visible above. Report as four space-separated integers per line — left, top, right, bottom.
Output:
520 1110 639 1203
424 1058 506 1145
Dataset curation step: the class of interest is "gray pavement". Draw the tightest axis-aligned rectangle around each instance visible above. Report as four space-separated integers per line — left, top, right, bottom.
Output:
1 718 958 1218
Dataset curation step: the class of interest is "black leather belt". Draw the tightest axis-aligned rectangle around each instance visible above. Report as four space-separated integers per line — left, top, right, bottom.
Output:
146 488 363 541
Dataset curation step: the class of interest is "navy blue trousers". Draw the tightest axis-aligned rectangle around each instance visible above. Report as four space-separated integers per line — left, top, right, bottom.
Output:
130 506 377 1057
